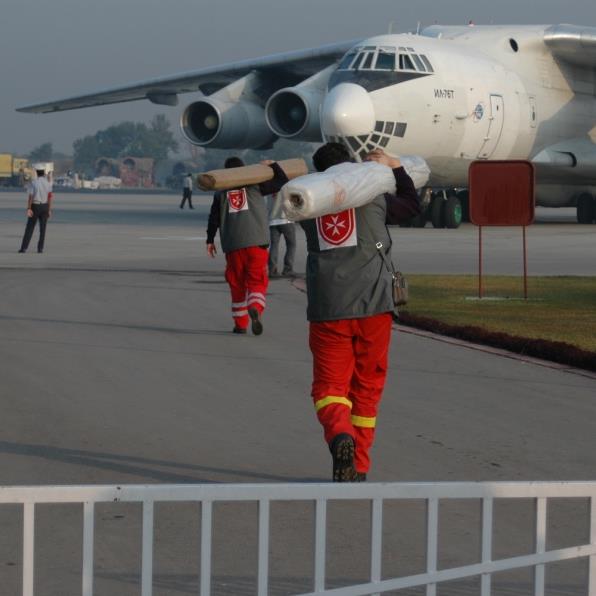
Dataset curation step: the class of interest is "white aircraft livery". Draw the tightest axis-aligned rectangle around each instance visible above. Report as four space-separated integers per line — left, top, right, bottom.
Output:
17 23 596 225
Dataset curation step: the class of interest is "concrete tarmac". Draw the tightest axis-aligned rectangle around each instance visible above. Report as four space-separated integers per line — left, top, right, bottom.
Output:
0 192 595 595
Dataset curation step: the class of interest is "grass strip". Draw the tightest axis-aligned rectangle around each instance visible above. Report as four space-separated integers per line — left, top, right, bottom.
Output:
398 275 596 372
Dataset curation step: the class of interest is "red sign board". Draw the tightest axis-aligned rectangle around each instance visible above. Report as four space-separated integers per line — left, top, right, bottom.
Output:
468 161 535 226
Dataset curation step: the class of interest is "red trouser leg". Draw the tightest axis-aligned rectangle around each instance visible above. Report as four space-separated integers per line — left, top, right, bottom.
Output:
309 313 393 473
349 313 393 473
245 246 269 315
310 319 356 444
225 250 249 329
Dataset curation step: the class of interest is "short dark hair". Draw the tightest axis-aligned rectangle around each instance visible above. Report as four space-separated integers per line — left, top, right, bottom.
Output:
312 142 352 172
224 156 245 169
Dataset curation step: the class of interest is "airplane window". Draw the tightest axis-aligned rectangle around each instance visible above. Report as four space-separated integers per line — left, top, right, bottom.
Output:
384 122 395 135
360 53 374 70
371 134 381 144
380 137 390 148
375 51 396 70
394 123 407 137
351 53 366 70
375 121 384 132
406 47 415 52
420 55 434 72
358 134 369 143
411 54 426 71
338 51 357 70
348 137 360 152
399 54 416 71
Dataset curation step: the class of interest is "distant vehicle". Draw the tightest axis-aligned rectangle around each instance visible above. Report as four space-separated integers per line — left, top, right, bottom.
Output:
0 153 33 186
17 23 596 225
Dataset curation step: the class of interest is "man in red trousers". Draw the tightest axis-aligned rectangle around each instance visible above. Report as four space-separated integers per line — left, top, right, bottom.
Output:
206 157 288 335
300 144 420 481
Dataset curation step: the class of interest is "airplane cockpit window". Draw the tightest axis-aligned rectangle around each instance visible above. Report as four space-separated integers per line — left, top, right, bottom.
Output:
375 48 396 70
338 51 357 70
399 54 416 71
338 46 434 74
420 55 434 72
411 54 426 72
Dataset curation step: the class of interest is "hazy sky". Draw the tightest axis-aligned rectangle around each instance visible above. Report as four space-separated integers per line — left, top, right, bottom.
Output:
1 0 594 156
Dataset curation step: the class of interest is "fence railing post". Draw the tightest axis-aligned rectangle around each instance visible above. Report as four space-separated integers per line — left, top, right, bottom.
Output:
314 498 327 594
141 500 154 596
23 502 35 596
370 498 383 596
82 502 95 596
258 499 270 596
481 497 493 596
426 497 439 596
200 500 213 596
534 497 547 596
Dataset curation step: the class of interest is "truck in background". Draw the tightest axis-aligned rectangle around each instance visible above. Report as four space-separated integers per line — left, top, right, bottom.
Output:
0 154 36 186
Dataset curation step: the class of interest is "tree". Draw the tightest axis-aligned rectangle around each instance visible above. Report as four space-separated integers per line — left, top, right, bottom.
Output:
72 115 179 175
29 142 53 162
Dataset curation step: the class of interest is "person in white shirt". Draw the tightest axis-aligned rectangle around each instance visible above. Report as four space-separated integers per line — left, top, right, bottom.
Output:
180 173 194 209
18 168 53 254
267 193 296 277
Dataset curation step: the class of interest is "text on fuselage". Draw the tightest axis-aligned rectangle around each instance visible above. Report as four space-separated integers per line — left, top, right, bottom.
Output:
434 89 455 99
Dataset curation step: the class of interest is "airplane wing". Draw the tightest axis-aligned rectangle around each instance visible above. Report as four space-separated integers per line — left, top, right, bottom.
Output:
544 24 596 67
16 40 358 114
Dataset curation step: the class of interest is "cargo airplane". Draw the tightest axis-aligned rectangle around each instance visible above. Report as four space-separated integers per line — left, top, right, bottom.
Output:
17 23 596 227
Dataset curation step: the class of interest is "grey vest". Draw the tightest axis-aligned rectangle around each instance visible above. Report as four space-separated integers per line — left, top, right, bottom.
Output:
219 186 270 253
301 195 394 322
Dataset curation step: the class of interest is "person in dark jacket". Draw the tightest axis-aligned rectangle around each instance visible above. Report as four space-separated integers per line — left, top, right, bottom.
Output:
206 157 288 335
300 143 420 481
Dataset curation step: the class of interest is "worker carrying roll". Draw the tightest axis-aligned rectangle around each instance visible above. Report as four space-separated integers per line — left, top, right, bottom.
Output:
280 155 430 222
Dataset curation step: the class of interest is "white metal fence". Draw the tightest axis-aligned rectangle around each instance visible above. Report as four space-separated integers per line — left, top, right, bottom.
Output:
0 481 595 596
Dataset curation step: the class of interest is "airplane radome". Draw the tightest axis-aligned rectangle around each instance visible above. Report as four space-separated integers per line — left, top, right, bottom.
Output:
18 24 596 226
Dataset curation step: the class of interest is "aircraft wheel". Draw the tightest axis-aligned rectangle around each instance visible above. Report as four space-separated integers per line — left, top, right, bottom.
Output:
430 196 445 228
577 193 595 224
456 190 470 222
444 196 463 228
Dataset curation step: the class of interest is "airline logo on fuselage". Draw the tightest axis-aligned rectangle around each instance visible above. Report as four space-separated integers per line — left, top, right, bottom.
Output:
434 89 455 99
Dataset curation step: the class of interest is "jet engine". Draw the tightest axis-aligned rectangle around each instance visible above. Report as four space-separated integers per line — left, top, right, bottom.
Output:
180 73 275 149
181 98 274 149
265 65 335 142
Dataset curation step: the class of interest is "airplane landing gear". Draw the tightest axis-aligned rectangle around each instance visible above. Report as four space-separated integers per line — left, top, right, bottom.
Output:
430 191 463 229
577 192 595 223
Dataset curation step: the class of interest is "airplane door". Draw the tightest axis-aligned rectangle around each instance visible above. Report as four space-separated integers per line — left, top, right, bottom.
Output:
477 94 504 159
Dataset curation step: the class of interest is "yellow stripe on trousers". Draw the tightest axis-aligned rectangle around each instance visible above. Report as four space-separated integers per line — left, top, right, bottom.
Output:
315 396 352 412
351 414 376 428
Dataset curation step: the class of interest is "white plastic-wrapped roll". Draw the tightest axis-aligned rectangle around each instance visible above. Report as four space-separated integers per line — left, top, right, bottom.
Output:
281 161 396 222
399 155 431 189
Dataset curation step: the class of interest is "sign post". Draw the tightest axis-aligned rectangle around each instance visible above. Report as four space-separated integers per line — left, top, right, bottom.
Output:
468 161 535 299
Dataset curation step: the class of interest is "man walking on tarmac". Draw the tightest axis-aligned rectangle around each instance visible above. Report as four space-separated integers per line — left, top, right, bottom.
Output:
18 166 53 254
206 157 288 335
180 172 194 209
301 143 420 482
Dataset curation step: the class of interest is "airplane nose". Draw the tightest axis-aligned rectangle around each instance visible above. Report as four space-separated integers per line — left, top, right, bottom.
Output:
321 83 376 137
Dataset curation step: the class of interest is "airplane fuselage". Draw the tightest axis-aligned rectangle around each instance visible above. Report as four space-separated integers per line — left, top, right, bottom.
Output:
320 26 596 208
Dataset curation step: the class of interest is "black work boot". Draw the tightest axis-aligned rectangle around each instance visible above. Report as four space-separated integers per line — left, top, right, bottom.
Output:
248 307 263 336
329 434 356 482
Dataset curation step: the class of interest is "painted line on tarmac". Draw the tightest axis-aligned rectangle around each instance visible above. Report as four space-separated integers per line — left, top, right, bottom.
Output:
139 236 206 240
396 325 596 381
291 276 595 381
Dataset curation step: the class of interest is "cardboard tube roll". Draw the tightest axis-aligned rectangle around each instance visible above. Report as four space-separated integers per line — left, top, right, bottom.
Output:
197 158 308 191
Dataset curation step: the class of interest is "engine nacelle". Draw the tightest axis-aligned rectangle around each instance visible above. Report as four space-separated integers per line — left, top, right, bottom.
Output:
180 98 275 149
265 65 335 142
266 88 324 141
